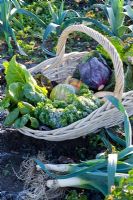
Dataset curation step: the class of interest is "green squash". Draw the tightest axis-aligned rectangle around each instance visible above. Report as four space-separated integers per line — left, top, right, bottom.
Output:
50 84 76 101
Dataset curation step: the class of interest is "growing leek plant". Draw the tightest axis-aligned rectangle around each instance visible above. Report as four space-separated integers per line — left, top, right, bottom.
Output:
35 96 133 197
0 0 45 55
64 0 133 40
43 0 115 56
43 0 133 56
90 0 133 39
124 4 133 38
42 0 80 56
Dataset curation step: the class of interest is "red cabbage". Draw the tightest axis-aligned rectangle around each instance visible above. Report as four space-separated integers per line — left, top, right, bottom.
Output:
77 57 111 91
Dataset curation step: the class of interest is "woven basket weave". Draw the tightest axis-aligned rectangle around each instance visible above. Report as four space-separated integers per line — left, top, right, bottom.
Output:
18 25 133 141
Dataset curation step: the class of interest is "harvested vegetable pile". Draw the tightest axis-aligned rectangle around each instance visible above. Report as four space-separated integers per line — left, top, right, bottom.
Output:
0 56 102 130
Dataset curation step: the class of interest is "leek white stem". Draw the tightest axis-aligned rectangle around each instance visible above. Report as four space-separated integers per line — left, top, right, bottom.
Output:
36 164 70 172
46 172 129 195
47 177 81 188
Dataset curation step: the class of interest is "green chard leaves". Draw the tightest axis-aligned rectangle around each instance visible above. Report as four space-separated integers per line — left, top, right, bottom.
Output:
4 108 20 126
18 102 35 115
3 56 27 85
14 114 30 128
9 82 24 102
2 56 48 129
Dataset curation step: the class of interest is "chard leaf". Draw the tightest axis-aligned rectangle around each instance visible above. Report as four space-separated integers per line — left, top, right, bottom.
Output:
3 56 45 95
9 82 24 102
14 114 30 128
30 117 39 129
35 85 47 96
0 97 10 110
4 108 19 126
18 101 34 115
23 68 37 85
23 83 45 103
3 56 26 85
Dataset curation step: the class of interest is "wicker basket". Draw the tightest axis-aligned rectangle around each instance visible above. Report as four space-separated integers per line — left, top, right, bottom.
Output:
18 25 133 141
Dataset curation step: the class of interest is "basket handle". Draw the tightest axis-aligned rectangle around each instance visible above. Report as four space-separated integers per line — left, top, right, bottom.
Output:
54 25 124 100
